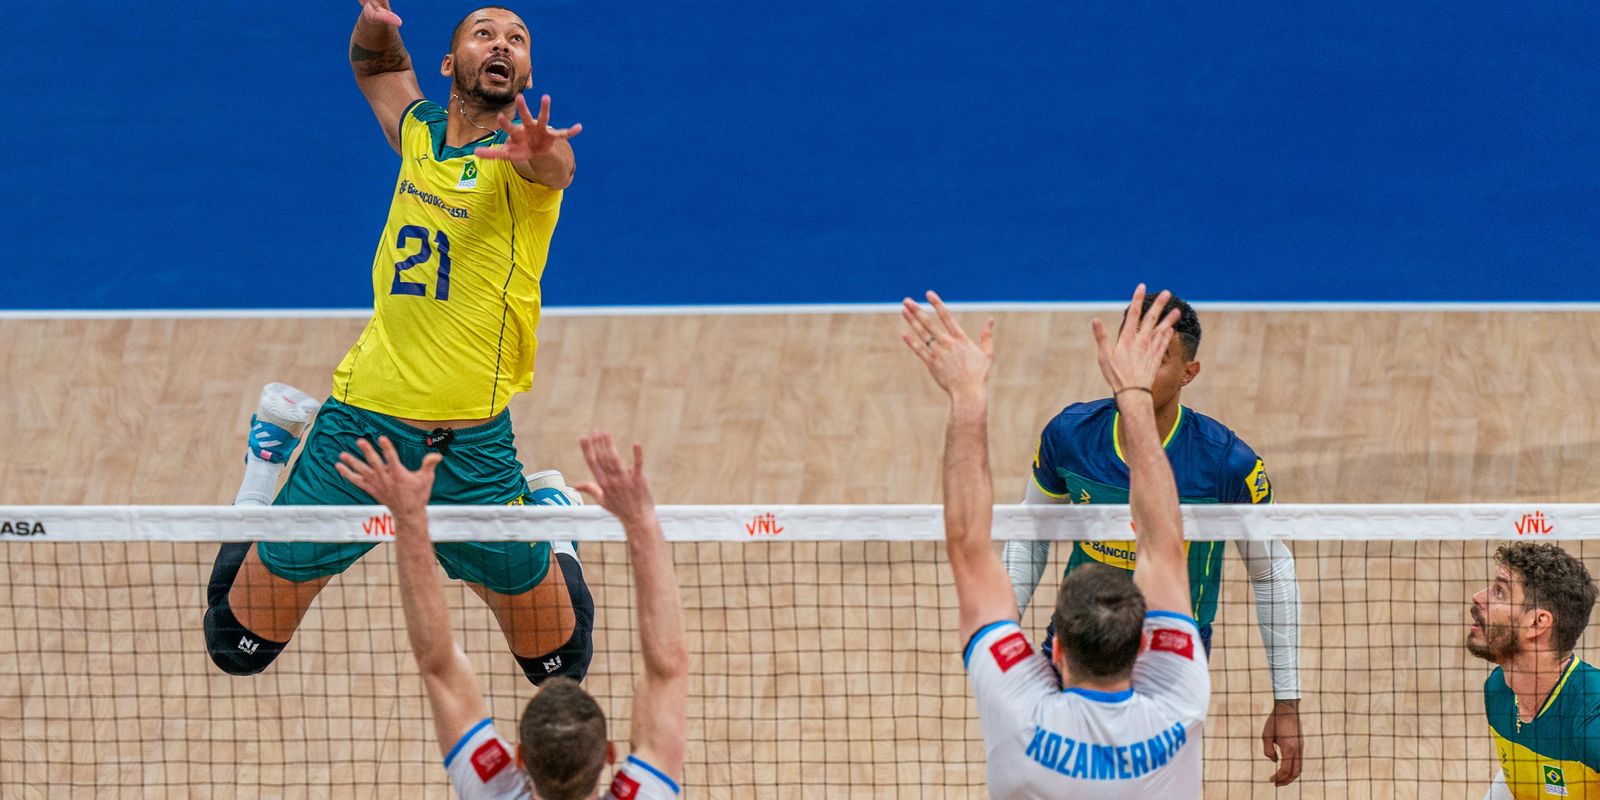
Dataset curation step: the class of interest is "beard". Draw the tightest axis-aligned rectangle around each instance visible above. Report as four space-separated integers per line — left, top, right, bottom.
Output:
1466 607 1522 662
455 65 521 107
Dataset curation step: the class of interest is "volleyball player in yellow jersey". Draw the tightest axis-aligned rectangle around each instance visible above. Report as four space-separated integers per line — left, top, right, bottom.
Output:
203 0 591 686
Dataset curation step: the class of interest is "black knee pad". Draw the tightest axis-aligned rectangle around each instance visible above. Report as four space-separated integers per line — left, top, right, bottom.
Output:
516 552 595 685
204 597 287 676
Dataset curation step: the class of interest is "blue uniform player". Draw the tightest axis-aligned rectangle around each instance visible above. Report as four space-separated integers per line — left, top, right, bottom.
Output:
1003 293 1306 786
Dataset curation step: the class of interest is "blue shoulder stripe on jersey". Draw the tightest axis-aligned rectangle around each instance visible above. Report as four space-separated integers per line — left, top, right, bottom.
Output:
1063 686 1135 702
443 718 495 768
1146 610 1200 629
626 755 681 795
963 620 1017 669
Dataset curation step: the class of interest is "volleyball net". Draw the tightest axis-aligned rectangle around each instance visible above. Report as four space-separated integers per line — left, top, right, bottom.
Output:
2 504 1598 799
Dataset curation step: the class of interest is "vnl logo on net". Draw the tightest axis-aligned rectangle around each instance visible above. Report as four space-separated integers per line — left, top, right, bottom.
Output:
1513 511 1554 536
363 513 396 538
745 512 784 536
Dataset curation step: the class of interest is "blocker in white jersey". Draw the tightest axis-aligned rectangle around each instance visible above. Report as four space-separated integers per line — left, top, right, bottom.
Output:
966 614 1210 798
445 719 680 800
901 285 1207 800
340 428 689 800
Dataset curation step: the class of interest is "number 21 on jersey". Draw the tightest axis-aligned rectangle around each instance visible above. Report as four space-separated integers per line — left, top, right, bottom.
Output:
390 225 452 301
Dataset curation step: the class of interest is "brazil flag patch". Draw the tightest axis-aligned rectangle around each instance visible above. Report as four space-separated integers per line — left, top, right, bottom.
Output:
1246 459 1272 503
1543 764 1567 796
457 160 479 190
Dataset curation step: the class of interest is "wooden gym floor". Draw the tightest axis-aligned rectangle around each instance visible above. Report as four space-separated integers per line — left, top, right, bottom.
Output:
1 310 1598 798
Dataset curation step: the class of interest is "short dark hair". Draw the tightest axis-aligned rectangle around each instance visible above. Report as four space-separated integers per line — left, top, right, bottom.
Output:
1051 564 1147 681
1497 542 1598 656
451 5 520 52
519 677 608 800
1119 292 1201 360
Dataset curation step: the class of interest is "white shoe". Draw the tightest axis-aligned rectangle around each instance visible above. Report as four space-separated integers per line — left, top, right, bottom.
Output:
526 470 582 560
248 383 322 464
526 469 582 506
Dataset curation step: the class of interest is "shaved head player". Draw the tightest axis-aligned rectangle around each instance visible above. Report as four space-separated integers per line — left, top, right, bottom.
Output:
903 286 1209 798
203 0 590 687
339 431 687 800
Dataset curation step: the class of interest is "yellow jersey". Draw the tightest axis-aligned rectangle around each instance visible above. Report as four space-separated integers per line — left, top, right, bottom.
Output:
332 99 563 419
1486 657 1600 799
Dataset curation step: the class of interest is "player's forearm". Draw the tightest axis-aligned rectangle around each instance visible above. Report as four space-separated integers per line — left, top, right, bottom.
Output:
516 140 577 190
393 510 458 674
625 512 690 680
942 393 995 568
1118 393 1183 560
1002 539 1051 613
1006 483 1063 612
350 14 411 77
1239 539 1302 699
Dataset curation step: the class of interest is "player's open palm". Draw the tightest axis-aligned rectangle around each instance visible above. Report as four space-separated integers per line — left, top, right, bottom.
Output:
357 0 402 27
1092 283 1177 395
901 290 995 400
575 431 656 527
335 436 439 519
476 94 582 162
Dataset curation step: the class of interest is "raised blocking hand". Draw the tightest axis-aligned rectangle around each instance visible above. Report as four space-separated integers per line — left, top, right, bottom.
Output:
475 93 582 162
335 436 438 520
574 431 656 528
1091 283 1178 396
900 290 995 401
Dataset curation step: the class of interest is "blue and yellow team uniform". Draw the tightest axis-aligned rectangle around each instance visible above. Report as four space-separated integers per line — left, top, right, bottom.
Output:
1485 658 1600 799
1032 399 1273 636
257 99 564 594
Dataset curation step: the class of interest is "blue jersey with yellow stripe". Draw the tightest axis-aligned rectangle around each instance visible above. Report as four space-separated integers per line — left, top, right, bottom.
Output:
1032 398 1272 627
1485 658 1600 799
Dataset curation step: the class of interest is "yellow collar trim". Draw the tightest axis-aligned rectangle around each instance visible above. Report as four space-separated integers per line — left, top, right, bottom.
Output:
1511 656 1581 731
1535 656 1581 720
1112 405 1185 465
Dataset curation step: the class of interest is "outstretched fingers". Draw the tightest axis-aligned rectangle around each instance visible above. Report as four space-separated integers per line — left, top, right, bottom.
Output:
1140 289 1172 337
901 298 936 343
376 435 402 468
977 318 995 356
1090 317 1111 358
926 291 966 340
1121 284 1147 347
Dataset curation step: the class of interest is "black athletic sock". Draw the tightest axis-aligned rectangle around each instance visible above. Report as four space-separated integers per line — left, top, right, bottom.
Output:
207 542 252 609
515 552 595 685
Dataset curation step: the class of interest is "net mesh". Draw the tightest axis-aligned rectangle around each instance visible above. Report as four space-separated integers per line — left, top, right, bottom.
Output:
3 530 1599 798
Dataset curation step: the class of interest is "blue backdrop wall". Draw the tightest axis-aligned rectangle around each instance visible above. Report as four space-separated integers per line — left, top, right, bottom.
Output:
5 1 1597 309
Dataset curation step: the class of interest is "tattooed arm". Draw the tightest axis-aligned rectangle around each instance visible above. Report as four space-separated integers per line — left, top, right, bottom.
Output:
351 1 424 155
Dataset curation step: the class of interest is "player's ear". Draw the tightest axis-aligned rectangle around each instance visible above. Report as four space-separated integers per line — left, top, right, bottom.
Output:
1181 360 1201 386
441 54 455 78
1527 607 1555 641
606 741 617 765
513 743 524 769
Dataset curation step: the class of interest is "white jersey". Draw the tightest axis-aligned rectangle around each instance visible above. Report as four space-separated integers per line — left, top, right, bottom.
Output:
444 718 681 800
964 613 1211 799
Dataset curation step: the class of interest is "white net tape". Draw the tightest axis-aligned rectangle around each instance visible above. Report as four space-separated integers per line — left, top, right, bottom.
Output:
0 503 1595 542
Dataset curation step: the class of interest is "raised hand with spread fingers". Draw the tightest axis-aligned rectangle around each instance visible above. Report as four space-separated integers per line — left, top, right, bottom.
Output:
474 93 582 189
